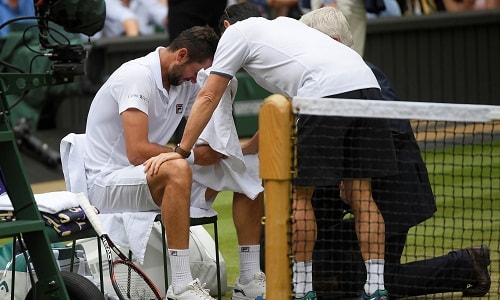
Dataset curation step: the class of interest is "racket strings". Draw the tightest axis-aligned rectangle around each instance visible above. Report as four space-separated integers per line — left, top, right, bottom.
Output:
113 261 160 300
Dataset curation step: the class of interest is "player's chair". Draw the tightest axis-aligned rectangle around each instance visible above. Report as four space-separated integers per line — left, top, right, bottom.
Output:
60 133 223 299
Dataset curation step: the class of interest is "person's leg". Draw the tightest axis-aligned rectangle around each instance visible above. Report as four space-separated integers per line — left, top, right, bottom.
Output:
89 166 160 213
292 186 317 298
386 235 490 298
233 192 264 246
342 178 387 297
384 232 491 297
389 247 472 297
337 90 396 299
232 192 266 299
147 158 196 294
312 186 362 297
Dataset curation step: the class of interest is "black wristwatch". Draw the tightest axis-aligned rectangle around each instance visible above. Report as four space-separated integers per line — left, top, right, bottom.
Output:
174 144 191 158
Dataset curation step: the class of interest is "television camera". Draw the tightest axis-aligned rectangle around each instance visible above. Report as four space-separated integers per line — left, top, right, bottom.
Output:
0 0 105 168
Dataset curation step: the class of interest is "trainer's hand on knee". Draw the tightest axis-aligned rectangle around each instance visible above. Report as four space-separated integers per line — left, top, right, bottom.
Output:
143 152 182 175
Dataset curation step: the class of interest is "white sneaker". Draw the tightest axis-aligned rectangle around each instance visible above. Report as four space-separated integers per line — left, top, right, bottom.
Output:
232 271 266 300
166 278 215 300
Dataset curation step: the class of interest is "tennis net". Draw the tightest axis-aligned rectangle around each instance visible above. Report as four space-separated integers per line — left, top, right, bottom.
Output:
259 95 499 299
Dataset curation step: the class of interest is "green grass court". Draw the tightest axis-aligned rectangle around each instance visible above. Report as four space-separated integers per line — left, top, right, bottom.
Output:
211 140 500 299
1 140 498 299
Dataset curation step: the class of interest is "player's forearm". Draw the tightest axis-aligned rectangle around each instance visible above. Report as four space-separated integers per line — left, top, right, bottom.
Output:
180 101 216 154
127 142 173 166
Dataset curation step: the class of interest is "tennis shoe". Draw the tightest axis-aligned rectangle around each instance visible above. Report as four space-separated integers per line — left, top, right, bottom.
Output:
358 289 389 300
166 278 215 300
294 291 317 299
232 271 266 299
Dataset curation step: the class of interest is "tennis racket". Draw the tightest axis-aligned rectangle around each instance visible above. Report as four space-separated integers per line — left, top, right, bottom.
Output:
76 193 163 300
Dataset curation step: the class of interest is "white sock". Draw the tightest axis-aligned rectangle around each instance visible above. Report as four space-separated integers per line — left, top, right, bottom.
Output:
169 249 192 294
364 259 385 295
293 260 313 297
238 245 261 285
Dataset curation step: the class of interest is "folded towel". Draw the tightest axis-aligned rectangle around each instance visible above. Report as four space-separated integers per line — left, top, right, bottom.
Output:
0 191 80 214
57 206 89 224
42 214 91 237
57 205 99 224
0 210 15 222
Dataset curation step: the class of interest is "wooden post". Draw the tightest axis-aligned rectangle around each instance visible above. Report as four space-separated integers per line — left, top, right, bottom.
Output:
259 94 293 300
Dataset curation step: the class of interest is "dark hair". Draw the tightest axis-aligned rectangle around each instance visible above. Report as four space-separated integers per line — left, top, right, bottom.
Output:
218 2 262 34
168 26 219 64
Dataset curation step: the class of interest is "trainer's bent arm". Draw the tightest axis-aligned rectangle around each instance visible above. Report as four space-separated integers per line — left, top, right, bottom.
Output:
178 73 231 153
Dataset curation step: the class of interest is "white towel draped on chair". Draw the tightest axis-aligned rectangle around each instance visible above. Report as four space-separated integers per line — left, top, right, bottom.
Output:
60 133 89 198
61 133 160 264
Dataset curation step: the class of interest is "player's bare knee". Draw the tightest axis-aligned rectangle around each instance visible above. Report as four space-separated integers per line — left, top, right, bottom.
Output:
158 158 192 182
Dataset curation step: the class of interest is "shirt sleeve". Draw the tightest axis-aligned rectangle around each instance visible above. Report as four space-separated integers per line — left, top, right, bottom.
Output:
110 64 154 115
210 25 250 78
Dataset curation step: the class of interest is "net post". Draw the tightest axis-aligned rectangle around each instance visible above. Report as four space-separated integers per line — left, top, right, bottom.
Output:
259 94 294 299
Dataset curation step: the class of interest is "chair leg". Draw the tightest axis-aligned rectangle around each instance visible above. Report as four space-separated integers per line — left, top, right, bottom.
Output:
213 221 222 300
70 241 76 272
161 222 169 291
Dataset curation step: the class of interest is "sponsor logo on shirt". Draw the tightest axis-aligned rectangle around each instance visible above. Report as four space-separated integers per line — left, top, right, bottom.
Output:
127 94 149 104
176 104 183 114
241 246 250 252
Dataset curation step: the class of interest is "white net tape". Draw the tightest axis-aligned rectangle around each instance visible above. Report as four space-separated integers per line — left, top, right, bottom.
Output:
292 97 500 122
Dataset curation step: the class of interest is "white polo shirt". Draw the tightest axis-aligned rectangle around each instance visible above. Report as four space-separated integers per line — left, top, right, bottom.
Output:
84 47 198 183
210 16 379 98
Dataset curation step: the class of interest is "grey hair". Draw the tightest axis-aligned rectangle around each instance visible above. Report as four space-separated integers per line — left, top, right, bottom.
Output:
299 6 354 48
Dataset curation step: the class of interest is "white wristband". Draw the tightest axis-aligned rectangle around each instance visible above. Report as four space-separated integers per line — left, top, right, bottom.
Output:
185 150 194 165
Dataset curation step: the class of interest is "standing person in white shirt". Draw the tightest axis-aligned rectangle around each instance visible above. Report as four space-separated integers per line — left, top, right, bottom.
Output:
146 2 398 299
